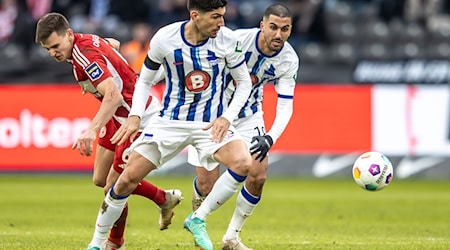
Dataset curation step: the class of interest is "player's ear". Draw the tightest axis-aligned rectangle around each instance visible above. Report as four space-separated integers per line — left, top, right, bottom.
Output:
66 28 74 37
190 10 199 20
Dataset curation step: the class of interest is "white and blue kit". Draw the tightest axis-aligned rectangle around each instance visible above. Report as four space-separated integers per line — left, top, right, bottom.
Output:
188 27 299 165
129 21 253 169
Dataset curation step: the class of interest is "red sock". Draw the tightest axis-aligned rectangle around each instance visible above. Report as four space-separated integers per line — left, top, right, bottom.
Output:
132 180 166 205
108 203 128 246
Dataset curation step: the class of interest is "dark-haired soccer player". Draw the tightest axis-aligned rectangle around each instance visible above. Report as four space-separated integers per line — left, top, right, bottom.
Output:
84 0 254 249
188 3 299 249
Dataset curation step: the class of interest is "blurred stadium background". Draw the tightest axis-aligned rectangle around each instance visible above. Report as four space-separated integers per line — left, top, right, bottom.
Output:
1 0 450 179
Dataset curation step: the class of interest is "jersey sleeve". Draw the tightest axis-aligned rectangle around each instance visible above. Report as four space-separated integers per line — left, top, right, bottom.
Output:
275 49 299 97
268 47 299 143
223 28 246 69
74 43 113 87
147 29 165 65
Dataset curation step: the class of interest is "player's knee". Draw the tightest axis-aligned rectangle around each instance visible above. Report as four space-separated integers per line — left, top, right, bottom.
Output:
229 155 252 176
248 174 267 191
116 173 139 194
92 176 106 188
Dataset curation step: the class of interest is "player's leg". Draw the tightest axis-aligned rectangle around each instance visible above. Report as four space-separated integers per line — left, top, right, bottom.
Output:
222 114 267 249
184 139 251 250
87 121 187 249
222 156 268 250
188 145 220 210
193 139 251 218
102 167 125 249
192 167 220 210
93 121 117 188
87 148 159 249
92 122 127 249
93 145 114 187
112 140 182 230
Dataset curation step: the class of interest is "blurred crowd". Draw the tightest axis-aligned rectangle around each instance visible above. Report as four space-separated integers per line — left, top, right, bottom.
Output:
0 0 449 83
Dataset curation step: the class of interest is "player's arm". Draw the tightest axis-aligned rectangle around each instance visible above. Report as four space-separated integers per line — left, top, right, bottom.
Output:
251 61 298 162
90 77 124 132
110 56 161 145
205 62 252 143
266 78 295 144
222 63 252 123
73 77 123 156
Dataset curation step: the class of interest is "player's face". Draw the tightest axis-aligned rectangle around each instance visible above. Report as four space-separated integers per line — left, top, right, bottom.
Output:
260 14 292 53
40 29 74 62
194 7 226 38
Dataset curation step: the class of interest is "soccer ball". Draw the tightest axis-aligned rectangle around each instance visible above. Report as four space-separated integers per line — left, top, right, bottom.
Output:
352 152 393 191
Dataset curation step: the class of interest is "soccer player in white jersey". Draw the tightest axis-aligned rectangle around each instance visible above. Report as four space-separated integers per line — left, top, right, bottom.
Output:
188 3 299 249
85 0 253 249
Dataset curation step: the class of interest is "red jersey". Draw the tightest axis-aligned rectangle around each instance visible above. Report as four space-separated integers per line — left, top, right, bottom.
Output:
70 33 138 119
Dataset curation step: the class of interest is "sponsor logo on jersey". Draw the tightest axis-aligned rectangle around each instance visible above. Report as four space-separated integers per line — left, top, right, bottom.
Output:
86 62 104 81
185 70 211 93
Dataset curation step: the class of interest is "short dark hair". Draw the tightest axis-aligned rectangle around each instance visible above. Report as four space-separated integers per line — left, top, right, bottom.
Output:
187 0 227 12
35 12 70 43
264 3 292 19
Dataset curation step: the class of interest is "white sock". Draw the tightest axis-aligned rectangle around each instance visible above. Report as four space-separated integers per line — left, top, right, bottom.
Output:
88 189 129 247
224 185 259 240
194 169 245 220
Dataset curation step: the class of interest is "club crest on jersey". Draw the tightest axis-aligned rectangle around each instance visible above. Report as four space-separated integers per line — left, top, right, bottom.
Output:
207 56 219 67
185 70 211 93
86 62 104 81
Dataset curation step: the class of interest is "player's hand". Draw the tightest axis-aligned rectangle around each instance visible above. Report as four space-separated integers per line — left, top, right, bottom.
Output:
72 128 96 156
203 117 230 143
111 116 141 145
249 135 273 162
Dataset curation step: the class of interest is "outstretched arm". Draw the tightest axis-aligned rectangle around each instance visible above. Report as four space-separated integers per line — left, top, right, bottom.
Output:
73 77 123 156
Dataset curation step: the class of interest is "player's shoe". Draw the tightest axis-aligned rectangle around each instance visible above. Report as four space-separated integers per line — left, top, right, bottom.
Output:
191 190 206 211
86 246 100 250
222 237 253 250
102 240 125 250
183 212 213 250
158 189 183 230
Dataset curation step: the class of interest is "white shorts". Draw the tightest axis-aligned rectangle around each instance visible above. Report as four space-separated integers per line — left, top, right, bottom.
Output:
187 112 265 166
131 117 243 171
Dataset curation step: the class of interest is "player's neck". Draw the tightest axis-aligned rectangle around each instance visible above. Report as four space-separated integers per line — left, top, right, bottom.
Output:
184 21 208 45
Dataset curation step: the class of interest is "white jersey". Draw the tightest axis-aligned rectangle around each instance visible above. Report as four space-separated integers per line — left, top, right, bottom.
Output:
148 21 246 122
228 28 298 119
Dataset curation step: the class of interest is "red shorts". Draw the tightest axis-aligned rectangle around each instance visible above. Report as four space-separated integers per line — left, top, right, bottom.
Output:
98 119 140 174
112 131 141 174
98 119 119 151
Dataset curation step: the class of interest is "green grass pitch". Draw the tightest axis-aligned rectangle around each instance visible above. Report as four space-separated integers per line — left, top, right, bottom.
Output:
1 174 449 249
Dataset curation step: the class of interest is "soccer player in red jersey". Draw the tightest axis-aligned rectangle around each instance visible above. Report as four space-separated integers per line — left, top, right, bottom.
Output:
35 12 182 250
